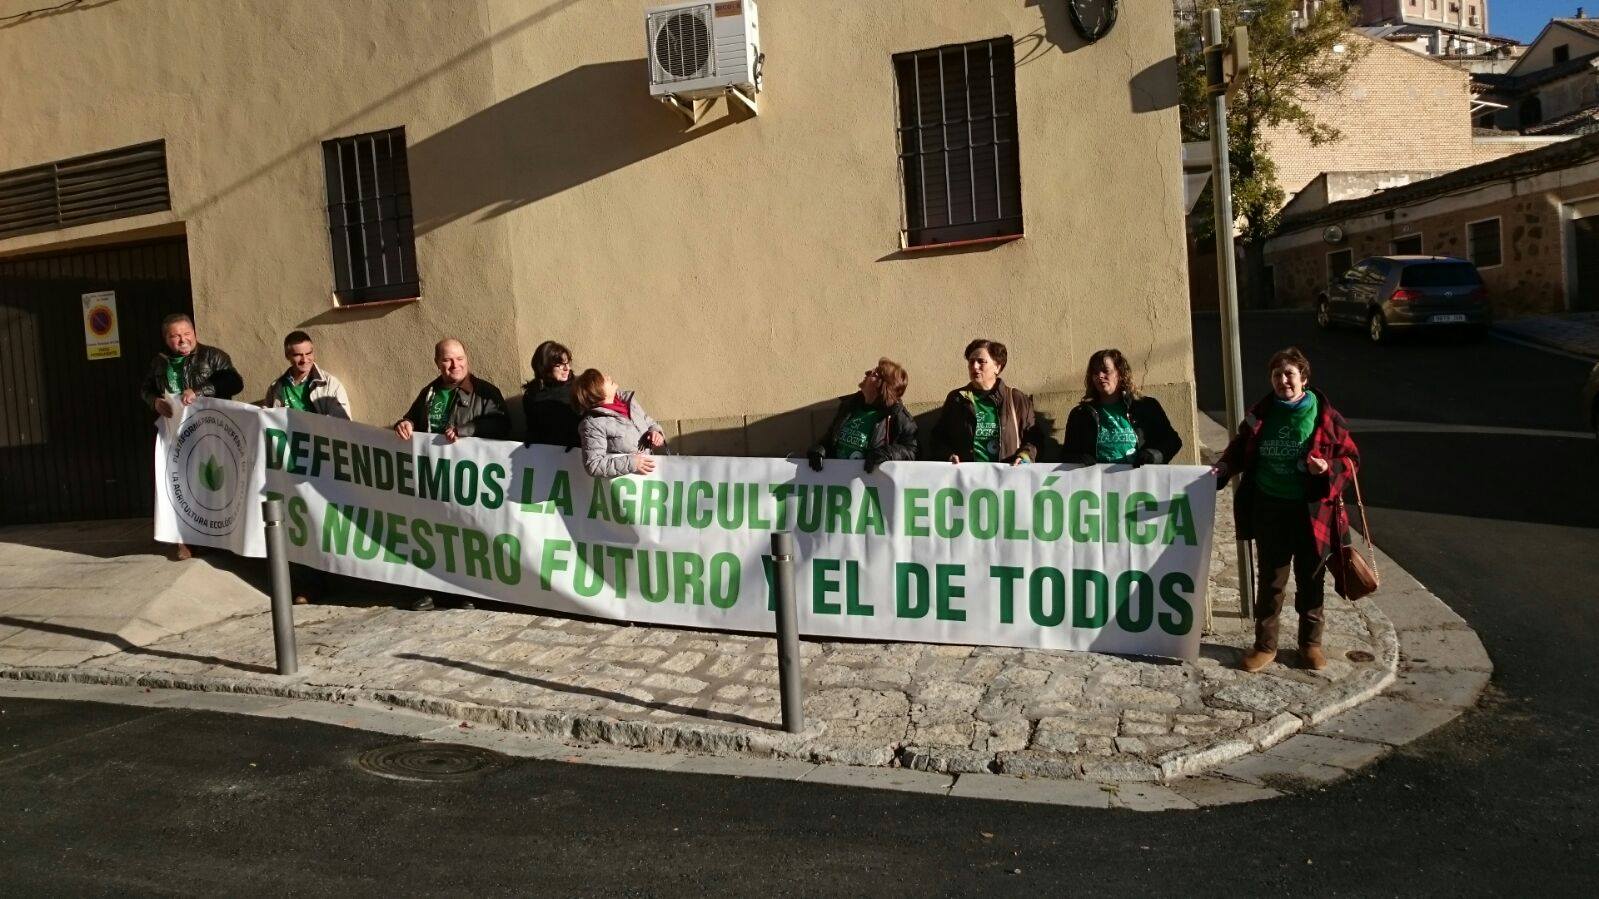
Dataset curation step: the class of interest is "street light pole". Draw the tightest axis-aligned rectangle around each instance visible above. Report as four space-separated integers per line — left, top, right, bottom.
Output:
1205 7 1255 622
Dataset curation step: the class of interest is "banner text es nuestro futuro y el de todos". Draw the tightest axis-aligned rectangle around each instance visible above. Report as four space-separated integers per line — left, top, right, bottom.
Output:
155 400 1216 660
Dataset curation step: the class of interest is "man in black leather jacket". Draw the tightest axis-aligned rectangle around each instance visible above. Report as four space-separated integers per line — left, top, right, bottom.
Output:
140 314 244 418
140 313 243 561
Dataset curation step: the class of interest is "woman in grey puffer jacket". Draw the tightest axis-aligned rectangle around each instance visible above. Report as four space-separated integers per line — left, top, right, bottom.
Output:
573 368 666 478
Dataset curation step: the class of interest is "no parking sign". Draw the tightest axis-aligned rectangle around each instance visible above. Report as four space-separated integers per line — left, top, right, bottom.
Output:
81 291 120 360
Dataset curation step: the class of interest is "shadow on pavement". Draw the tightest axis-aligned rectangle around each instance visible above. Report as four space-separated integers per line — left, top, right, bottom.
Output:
0 616 275 675
394 652 776 730
0 519 155 561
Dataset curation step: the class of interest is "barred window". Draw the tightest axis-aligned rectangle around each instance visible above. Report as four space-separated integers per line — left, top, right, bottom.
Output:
323 128 418 305
894 38 1023 248
1467 218 1502 268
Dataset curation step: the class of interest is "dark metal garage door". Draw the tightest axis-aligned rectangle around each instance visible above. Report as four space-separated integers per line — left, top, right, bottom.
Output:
0 237 194 524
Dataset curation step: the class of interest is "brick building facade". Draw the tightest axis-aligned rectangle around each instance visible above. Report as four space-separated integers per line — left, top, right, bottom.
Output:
1262 32 1542 204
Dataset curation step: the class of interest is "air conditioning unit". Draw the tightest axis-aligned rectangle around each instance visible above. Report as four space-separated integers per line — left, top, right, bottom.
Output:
646 0 760 110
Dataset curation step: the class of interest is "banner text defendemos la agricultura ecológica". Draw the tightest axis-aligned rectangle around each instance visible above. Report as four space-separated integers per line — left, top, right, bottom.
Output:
159 400 1217 659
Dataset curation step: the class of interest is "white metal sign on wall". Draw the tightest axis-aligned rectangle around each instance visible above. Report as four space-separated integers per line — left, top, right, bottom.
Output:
81 290 121 360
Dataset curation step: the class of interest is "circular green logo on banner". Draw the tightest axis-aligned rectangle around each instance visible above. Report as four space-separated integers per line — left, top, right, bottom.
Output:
166 408 251 538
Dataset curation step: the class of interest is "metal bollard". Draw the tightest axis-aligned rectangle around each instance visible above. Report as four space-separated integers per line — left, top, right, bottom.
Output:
770 532 804 734
261 499 299 676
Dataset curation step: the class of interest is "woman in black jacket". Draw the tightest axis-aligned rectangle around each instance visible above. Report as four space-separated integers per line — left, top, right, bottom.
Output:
929 339 1044 465
521 340 580 448
1061 348 1182 465
807 358 917 473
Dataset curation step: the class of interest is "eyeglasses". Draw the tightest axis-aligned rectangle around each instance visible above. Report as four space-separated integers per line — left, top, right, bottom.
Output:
863 369 884 381
553 361 572 369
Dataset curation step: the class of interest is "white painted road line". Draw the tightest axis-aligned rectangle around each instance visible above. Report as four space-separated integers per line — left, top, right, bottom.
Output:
1205 412 1590 441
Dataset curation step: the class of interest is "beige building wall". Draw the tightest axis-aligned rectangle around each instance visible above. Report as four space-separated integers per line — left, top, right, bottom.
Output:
1509 23 1599 76
1352 0 1489 35
0 0 1199 461
1264 33 1478 203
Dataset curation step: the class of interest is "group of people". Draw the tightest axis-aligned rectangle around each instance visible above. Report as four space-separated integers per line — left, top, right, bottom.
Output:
139 315 1360 673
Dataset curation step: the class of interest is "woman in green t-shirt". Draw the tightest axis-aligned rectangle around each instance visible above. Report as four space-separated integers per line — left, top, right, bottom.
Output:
807 358 918 473
1214 347 1361 675
1060 348 1183 465
929 339 1044 465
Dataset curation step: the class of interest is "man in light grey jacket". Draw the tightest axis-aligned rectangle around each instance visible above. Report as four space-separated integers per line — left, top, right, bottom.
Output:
263 330 352 419
262 330 350 604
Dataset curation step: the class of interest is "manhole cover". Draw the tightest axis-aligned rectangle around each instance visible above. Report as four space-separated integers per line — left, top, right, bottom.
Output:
1346 650 1376 663
356 742 507 782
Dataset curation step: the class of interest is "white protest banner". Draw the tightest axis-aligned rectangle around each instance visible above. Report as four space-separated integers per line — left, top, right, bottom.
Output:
154 399 267 555
156 400 1217 660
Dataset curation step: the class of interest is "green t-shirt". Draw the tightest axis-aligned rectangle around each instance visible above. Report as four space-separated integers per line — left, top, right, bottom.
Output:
163 355 188 394
833 407 886 460
1095 401 1138 463
971 394 1001 462
1255 393 1320 500
426 387 456 433
280 377 312 412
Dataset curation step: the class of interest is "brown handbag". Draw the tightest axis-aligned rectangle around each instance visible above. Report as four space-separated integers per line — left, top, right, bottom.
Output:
1332 468 1380 601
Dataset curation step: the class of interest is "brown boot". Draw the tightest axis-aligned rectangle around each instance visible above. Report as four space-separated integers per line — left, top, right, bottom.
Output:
1300 644 1328 671
1240 648 1276 672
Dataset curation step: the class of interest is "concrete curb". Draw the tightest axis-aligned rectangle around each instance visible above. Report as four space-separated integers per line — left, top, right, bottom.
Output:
1153 591 1401 782
1490 322 1599 363
0 563 1488 812
0 585 1401 787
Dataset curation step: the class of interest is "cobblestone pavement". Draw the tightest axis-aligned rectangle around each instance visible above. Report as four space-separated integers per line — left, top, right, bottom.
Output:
1495 312 1599 360
0 486 1402 784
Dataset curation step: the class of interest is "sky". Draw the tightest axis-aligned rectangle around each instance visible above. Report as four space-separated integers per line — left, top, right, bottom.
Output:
1493 1 1587 42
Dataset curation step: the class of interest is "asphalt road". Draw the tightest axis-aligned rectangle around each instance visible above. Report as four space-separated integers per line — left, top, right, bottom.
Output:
1 314 1596 895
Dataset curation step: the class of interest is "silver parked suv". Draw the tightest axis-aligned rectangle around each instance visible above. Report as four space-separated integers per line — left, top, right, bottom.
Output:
1317 256 1490 344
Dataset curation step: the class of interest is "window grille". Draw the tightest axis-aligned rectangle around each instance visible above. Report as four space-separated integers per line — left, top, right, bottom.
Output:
894 37 1023 248
0 141 169 241
323 128 419 305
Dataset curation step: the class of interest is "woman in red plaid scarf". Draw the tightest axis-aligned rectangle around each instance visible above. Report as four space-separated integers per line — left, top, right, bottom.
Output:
1214 348 1360 673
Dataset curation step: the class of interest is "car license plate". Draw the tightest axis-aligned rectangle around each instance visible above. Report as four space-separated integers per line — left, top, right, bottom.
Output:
1431 314 1467 323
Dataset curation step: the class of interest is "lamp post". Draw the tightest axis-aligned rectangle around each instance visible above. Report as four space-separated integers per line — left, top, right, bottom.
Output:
1205 7 1255 622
